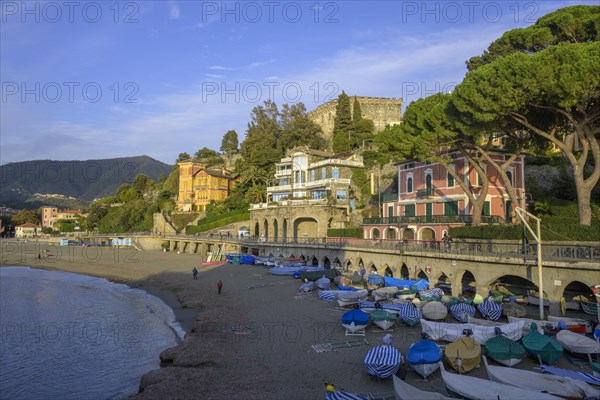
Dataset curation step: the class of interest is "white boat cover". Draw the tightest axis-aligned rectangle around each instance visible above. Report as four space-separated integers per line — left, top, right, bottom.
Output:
325 390 369 400
392 375 452 400
439 362 561 400
337 289 368 303
483 356 600 398
556 329 600 354
421 319 524 344
507 316 548 334
547 315 588 326
373 286 398 301
422 301 448 320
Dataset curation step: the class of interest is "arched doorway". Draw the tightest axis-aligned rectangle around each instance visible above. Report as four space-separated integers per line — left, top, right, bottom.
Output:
263 219 269 239
385 228 396 239
283 219 288 242
294 217 318 241
311 256 319 266
420 227 435 240
369 263 378 274
384 266 393 277
322 257 331 269
563 280 594 309
461 271 477 295
273 219 279 242
345 260 352 272
254 221 259 237
417 269 428 280
438 273 451 294
358 259 365 273
333 257 341 270
371 228 380 239
402 229 414 240
400 263 409 280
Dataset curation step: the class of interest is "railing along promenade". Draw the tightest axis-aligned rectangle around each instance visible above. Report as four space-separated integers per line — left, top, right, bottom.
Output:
70 232 599 263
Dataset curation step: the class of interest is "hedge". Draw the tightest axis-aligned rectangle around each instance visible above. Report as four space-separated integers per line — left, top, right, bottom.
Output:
186 211 250 234
327 228 363 238
197 209 249 225
450 222 600 241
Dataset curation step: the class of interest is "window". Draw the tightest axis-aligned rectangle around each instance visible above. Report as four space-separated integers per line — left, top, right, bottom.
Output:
483 201 490 216
311 170 316 182
407 177 413 193
332 167 339 179
322 168 327 180
444 201 459 216
506 170 513 186
405 204 415 216
447 171 454 188
336 191 347 200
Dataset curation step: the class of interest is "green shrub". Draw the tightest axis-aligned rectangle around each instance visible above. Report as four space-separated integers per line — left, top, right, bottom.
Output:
187 211 250 234
171 213 199 230
327 228 363 238
197 209 248 226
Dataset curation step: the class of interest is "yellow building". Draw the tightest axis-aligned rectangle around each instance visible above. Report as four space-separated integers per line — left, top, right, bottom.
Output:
177 160 239 212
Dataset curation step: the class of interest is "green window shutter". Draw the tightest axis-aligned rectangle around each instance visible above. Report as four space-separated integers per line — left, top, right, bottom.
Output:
447 171 454 187
483 201 490 216
444 201 458 216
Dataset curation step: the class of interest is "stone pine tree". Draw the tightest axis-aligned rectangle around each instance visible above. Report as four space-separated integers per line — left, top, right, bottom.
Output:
332 91 353 153
220 130 239 155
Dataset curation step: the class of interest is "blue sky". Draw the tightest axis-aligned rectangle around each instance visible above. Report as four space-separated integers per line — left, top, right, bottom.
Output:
0 0 591 164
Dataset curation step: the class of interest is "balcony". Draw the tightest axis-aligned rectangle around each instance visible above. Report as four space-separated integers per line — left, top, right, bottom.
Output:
266 184 292 193
363 215 506 225
310 159 364 168
305 178 351 189
417 188 434 198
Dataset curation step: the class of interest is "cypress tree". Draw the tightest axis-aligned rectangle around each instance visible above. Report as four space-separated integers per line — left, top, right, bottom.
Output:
332 91 353 153
353 97 362 122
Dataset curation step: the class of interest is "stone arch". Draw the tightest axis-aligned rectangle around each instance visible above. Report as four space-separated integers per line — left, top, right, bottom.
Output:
368 262 378 273
273 219 279 242
278 253 284 258
385 228 397 240
283 219 288 242
417 269 428 280
310 256 319 266
294 217 319 241
419 227 436 240
384 266 394 277
268 252 274 257
371 228 380 239
400 263 409 279
562 280 594 303
402 229 414 240
333 257 341 269
300 254 306 261
263 219 269 239
357 258 365 271
254 221 260 237
322 256 331 269
436 273 451 294
344 259 353 272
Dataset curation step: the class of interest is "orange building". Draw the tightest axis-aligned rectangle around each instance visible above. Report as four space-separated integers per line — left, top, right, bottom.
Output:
176 160 239 212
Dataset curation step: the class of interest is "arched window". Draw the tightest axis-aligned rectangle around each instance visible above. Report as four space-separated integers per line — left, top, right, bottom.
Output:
407 177 413 193
506 170 513 186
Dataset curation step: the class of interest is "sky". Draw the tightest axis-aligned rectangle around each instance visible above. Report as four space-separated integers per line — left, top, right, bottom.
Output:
0 0 592 165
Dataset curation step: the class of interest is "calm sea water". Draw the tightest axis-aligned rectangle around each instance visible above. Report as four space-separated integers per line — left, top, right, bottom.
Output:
0 267 184 400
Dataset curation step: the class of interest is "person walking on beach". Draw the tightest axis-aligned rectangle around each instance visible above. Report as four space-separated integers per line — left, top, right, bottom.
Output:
192 267 198 280
217 280 223 294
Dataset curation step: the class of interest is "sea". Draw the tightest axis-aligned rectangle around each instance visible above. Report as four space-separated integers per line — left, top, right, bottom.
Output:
0 267 185 400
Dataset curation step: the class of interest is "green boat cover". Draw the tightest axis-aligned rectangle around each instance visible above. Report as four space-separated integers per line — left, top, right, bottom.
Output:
299 269 341 281
485 335 525 363
522 323 563 364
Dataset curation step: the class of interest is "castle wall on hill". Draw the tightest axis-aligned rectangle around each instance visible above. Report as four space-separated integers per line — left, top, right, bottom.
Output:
308 96 403 142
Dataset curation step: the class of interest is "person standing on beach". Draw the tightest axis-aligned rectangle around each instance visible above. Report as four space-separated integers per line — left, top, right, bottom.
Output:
217 280 223 294
192 267 198 280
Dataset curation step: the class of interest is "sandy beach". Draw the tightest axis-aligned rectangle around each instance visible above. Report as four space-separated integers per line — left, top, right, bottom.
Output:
1 241 597 400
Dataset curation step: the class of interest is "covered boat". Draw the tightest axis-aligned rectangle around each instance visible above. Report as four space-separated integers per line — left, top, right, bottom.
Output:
368 309 396 331
334 275 353 287
548 315 591 334
384 277 428 291
325 388 369 400
419 288 444 301
299 281 315 292
556 329 600 358
444 332 481 373
351 271 364 285
507 316 548 334
341 308 369 333
501 302 526 317
422 301 448 320
364 343 403 379
483 356 600 398
484 327 525 366
406 335 443 378
477 297 503 321
393 375 452 400
522 323 563 364
366 274 384 289
372 286 398 301
439 362 561 399
270 266 306 276
421 320 524 344
318 290 344 301
316 275 331 290
337 289 368 307
300 269 340 281
540 365 600 386
398 302 422 326
582 301 598 315
450 302 475 323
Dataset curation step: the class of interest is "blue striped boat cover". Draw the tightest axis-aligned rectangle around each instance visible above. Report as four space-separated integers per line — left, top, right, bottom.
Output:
419 288 444 299
367 274 384 285
384 277 429 291
478 300 502 321
359 300 406 312
398 303 422 323
318 290 341 301
364 345 402 379
450 303 476 323
540 365 600 386
325 390 370 400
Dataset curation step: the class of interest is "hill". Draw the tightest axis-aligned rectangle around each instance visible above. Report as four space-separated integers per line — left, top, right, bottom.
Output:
0 155 173 209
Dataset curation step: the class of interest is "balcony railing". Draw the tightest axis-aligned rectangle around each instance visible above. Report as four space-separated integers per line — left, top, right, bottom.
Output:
266 184 292 192
305 178 350 188
417 188 433 198
363 215 506 225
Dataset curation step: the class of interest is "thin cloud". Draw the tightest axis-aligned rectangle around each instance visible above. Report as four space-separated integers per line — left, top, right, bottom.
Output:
206 73 225 78
208 65 235 71
168 1 180 19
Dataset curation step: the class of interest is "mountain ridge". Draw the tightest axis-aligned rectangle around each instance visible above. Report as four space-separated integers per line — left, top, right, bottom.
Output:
0 155 174 209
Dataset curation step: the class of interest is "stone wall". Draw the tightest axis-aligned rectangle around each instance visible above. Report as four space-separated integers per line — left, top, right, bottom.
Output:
308 96 403 142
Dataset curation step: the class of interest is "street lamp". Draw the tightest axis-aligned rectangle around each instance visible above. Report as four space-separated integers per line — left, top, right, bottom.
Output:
514 206 543 320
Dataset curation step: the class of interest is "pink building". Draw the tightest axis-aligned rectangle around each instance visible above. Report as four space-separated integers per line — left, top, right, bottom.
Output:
41 207 82 229
363 149 526 241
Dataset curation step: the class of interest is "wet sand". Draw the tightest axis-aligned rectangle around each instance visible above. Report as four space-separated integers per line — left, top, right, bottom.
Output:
1 242 597 400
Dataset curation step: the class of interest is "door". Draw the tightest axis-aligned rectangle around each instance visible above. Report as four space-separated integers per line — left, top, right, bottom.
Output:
388 205 394 224
426 203 432 223
505 200 512 223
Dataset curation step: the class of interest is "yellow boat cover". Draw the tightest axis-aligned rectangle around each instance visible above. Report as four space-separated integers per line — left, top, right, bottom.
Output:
444 336 481 373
